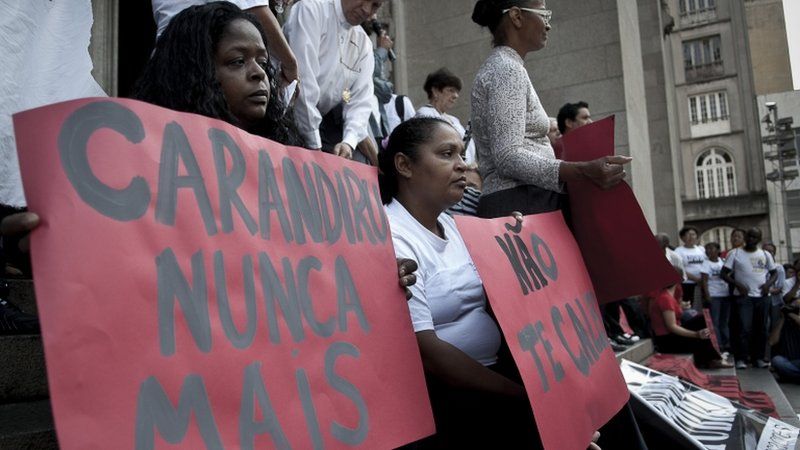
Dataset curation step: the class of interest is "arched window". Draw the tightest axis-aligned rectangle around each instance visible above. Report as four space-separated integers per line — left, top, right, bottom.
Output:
695 148 737 198
700 226 734 250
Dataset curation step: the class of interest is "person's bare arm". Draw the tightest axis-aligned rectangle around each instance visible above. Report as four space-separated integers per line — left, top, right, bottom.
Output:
247 6 298 84
662 310 708 339
416 330 525 397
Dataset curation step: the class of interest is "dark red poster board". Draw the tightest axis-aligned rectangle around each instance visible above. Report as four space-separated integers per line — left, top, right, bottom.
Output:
455 212 629 450
13 98 434 449
561 116 680 304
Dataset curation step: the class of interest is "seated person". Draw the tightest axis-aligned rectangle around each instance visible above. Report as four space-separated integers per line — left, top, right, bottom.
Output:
379 117 543 449
772 259 800 382
649 279 731 368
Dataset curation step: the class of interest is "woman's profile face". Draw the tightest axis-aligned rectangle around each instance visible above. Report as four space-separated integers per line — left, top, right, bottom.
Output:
433 86 460 112
520 0 550 52
404 124 468 209
214 19 271 129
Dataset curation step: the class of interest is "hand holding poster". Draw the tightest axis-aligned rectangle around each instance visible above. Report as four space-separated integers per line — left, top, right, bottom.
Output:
454 212 629 450
561 116 680 304
13 98 434 449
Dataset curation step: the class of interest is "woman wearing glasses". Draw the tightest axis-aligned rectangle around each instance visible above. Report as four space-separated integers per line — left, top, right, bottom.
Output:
470 0 630 218
470 2 645 449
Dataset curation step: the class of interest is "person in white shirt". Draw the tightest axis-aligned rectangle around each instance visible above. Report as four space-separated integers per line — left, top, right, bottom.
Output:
151 0 299 84
674 226 707 306
283 0 382 160
378 117 541 448
415 68 477 166
656 233 685 279
763 242 787 337
701 242 731 352
721 228 778 369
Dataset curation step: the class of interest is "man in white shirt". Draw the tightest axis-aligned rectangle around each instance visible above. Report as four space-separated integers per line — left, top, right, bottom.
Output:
721 228 778 369
283 0 384 159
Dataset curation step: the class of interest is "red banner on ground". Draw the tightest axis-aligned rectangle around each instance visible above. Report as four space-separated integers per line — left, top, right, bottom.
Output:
13 98 434 449
561 116 680 304
454 212 629 450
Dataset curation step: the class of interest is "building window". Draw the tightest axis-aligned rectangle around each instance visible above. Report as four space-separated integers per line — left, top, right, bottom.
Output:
688 91 729 125
700 225 733 250
679 0 716 15
695 148 737 199
683 36 723 81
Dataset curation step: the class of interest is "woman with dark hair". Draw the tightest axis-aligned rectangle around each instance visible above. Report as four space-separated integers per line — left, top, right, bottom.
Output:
470 0 630 217
133 1 302 146
379 117 544 448
382 118 608 449
415 68 477 166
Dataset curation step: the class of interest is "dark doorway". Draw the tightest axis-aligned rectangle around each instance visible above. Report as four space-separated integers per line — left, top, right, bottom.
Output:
118 0 156 97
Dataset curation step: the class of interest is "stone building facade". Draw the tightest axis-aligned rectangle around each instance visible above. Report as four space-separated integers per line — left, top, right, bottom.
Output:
89 0 784 250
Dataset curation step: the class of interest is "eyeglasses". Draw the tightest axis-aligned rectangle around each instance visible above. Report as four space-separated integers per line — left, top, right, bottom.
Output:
502 7 553 26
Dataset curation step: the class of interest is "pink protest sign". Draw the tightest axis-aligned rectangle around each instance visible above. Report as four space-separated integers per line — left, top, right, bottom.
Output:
561 116 680 304
13 98 434 449
455 212 629 450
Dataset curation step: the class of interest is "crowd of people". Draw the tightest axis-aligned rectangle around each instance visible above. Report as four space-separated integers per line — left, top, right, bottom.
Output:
5 0 789 448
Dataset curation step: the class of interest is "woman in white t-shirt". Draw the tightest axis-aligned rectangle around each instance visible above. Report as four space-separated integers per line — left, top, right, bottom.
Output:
378 117 541 448
674 226 707 305
701 242 731 352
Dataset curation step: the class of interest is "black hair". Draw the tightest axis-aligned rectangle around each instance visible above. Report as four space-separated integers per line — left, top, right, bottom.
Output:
557 101 589 134
471 0 539 45
131 2 301 146
423 68 463 99
678 226 698 238
705 242 720 251
731 228 746 236
378 117 453 204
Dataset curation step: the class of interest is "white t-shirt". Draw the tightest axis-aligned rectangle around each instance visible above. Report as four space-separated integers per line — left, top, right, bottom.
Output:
152 0 270 39
723 248 777 297
385 200 501 366
704 259 729 298
384 94 416 135
0 0 106 208
415 105 477 166
674 245 707 284
783 277 800 301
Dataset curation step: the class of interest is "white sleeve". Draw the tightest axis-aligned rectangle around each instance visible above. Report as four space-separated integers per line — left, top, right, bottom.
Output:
723 250 735 270
700 260 711 275
391 235 434 332
767 252 777 271
341 36 375 150
229 0 270 9
283 3 324 148
403 97 416 121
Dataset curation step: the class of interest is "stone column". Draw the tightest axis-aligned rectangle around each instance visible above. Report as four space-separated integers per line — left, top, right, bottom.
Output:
90 0 119 96
617 0 657 229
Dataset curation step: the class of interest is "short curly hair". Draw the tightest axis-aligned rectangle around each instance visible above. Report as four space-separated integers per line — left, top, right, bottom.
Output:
423 68 463 99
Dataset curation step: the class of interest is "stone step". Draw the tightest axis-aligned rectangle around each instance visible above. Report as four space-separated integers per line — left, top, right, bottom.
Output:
615 338 654 364
7 279 37 315
0 400 57 449
0 334 48 403
737 367 800 427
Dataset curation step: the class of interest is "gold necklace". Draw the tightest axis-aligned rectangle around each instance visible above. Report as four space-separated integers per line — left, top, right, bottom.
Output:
337 26 360 104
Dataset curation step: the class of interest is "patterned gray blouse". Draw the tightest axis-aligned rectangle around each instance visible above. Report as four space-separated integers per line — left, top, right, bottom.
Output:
471 46 562 195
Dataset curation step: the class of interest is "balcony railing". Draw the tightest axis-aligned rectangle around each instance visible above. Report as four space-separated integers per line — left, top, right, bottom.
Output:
685 61 724 83
679 7 717 26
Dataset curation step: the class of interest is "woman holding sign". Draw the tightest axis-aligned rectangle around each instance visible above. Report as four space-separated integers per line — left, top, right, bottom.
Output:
379 117 542 448
469 2 645 449
469 0 630 217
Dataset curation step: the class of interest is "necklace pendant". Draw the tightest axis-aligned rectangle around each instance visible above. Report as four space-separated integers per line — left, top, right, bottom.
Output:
342 88 352 104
